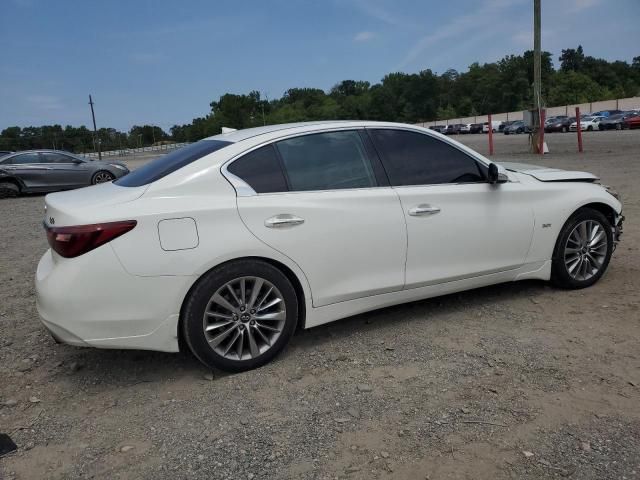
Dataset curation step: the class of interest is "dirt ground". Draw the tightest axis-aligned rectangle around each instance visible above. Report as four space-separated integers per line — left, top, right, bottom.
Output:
1 129 639 480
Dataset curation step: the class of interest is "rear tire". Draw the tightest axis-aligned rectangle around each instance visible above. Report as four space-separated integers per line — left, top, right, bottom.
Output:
615 123 622 130
0 181 19 198
551 208 613 289
562 126 568 133
182 260 298 372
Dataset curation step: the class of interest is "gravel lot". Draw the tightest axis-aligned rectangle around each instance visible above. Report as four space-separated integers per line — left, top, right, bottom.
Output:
1 130 639 480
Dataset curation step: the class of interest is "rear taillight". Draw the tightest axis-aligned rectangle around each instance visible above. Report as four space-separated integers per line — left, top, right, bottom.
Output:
45 220 137 258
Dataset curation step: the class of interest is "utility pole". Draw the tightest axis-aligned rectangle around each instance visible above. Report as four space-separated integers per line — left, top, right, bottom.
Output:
88 95 102 160
531 0 542 153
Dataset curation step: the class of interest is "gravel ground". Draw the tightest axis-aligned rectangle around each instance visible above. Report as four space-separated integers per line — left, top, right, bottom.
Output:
0 129 639 479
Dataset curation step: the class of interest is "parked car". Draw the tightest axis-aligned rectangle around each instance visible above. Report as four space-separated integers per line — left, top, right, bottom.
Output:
545 117 575 133
445 124 463 135
503 121 530 134
570 116 603 132
459 124 473 134
545 115 568 126
598 112 639 130
592 110 621 118
0 150 129 198
482 120 502 133
499 121 516 132
36 121 623 372
622 114 640 129
429 125 447 134
470 123 484 134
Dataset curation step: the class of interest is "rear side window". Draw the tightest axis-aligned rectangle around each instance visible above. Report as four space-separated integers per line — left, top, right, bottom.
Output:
227 145 288 193
9 153 41 164
275 131 377 192
115 140 232 187
41 153 76 164
369 129 486 186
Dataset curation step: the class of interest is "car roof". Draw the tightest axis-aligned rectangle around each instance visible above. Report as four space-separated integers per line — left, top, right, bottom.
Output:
203 120 427 143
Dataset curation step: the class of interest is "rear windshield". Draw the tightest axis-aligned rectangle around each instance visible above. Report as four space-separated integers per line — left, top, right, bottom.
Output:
115 140 232 187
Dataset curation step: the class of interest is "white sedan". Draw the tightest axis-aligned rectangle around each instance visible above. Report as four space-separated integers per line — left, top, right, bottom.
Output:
36 121 624 372
570 116 603 131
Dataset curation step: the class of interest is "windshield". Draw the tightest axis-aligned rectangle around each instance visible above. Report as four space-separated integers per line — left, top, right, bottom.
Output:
115 140 232 187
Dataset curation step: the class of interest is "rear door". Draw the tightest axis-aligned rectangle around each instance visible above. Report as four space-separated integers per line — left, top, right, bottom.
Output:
368 128 534 289
1 153 51 191
231 129 407 307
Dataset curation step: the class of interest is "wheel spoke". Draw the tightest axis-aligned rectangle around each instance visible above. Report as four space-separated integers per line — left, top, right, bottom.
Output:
255 287 274 311
223 328 242 356
205 311 233 319
253 325 271 346
235 330 244 359
247 279 264 309
205 320 234 331
226 284 242 307
589 230 605 248
211 293 237 314
247 327 260 358
257 297 282 312
254 311 285 322
240 278 247 306
208 324 236 348
257 322 281 333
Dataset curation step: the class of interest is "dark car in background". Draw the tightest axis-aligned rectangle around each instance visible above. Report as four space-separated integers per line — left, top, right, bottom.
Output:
429 125 447 134
545 117 575 133
0 150 129 198
599 111 640 130
445 124 464 135
469 123 483 133
503 121 530 135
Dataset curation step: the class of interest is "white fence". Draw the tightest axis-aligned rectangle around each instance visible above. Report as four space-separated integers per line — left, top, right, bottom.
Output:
81 142 189 159
416 96 640 127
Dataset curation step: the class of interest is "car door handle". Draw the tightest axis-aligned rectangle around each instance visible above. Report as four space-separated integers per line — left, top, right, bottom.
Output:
408 204 441 216
264 214 305 228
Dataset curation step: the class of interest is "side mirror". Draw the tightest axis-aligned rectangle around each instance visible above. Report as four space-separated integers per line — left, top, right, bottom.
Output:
488 163 508 184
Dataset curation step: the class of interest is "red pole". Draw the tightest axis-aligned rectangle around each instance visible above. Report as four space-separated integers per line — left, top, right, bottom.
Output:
538 109 545 155
576 107 583 153
488 113 494 155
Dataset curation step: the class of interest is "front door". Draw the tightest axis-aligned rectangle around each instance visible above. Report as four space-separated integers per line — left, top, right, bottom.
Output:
368 128 534 288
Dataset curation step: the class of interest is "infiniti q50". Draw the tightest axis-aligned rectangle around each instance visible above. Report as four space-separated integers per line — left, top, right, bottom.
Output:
36 121 623 371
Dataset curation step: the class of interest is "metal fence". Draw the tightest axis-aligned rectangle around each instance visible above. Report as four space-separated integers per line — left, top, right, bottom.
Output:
416 96 640 127
80 142 190 159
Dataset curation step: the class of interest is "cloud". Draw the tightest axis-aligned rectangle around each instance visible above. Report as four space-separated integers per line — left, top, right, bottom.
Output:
351 0 414 28
571 0 600 11
354 31 376 42
26 95 63 110
398 0 527 69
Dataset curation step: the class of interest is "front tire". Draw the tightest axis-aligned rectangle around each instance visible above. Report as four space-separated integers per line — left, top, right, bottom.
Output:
182 260 298 372
92 171 115 184
551 208 613 289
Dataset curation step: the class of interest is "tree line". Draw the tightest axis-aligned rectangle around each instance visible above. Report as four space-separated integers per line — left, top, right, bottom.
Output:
2 46 639 152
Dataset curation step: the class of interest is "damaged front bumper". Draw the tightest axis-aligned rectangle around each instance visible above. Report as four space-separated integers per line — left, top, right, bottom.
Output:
613 213 624 250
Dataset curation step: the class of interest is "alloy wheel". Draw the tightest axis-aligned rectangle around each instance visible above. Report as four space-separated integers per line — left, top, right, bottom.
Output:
564 220 608 281
202 276 286 361
93 172 114 184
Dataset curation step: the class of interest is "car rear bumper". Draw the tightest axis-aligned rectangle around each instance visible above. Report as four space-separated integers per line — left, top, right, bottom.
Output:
35 246 193 353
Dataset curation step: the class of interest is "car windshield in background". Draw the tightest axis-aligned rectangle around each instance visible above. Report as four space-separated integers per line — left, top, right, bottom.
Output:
115 140 232 187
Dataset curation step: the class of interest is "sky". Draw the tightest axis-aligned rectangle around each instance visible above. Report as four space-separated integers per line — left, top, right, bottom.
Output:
1 0 638 132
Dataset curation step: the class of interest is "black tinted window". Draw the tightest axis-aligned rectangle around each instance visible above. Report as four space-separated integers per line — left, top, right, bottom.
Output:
370 129 485 186
227 145 287 193
276 131 376 191
10 153 41 164
115 140 232 187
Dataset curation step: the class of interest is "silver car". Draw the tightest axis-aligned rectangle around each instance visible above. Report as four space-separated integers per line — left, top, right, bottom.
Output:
0 150 129 197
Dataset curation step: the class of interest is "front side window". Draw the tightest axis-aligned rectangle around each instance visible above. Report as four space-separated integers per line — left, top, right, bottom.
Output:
275 131 377 192
41 153 76 164
10 153 41 165
369 129 486 186
227 145 287 194
115 139 232 187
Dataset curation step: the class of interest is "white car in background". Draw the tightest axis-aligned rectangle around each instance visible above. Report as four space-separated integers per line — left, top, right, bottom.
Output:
570 116 604 132
36 121 623 372
482 120 503 133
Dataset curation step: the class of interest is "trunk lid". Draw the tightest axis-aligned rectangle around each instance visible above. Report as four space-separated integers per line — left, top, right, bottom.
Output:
498 162 598 182
44 182 147 227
